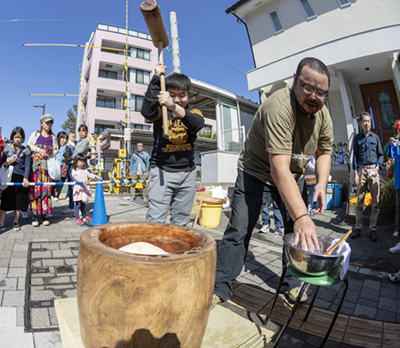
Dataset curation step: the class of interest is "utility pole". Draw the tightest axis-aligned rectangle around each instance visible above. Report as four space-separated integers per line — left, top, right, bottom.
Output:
127 88 131 157
77 42 88 136
170 12 181 73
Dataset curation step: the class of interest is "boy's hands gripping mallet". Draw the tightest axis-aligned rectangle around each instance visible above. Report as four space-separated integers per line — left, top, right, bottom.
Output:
140 0 170 138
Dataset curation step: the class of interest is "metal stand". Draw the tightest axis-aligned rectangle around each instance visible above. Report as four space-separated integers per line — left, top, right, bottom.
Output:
261 264 348 348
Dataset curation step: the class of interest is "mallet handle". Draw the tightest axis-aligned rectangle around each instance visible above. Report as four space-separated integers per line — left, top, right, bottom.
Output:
158 41 169 138
323 230 352 255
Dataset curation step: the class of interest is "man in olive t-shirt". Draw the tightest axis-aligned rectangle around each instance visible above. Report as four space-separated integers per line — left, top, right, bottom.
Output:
213 57 333 307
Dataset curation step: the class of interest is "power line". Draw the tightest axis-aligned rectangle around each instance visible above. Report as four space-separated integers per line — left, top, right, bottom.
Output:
0 18 98 24
0 18 148 33
30 94 97 97
0 97 72 103
0 77 77 81
180 40 246 75
182 61 250 93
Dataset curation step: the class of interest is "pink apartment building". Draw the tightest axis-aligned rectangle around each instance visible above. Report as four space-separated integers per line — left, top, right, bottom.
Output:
80 24 157 157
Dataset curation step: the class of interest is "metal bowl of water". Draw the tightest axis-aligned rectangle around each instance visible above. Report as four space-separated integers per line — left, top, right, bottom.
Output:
284 234 344 276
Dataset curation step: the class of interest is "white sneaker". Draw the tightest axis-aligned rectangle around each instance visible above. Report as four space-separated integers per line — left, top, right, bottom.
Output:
21 212 29 219
54 197 58 202
260 224 270 233
62 208 74 214
393 231 399 237
274 227 284 237
389 242 400 254
389 271 400 282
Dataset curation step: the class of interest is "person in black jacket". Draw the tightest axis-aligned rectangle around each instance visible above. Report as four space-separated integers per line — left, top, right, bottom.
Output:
141 62 204 225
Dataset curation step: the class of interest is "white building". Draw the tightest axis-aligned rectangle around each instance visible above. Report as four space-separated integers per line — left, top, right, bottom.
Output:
227 0 400 184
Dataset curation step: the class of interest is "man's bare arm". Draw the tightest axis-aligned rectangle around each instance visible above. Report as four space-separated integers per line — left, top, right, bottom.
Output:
269 153 319 251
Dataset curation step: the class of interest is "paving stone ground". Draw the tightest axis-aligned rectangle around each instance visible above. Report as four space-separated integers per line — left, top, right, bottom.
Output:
0 191 399 347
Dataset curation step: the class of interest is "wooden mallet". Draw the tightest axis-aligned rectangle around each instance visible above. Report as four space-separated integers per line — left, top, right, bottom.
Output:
140 0 170 138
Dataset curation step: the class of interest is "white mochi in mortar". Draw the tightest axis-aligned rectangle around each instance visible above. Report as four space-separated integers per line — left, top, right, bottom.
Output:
119 242 170 255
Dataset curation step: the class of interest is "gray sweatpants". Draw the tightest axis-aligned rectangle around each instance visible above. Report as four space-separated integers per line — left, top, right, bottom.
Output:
145 166 196 226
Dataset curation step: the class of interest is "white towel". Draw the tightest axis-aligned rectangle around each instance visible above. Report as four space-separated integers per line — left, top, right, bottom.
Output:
327 239 351 279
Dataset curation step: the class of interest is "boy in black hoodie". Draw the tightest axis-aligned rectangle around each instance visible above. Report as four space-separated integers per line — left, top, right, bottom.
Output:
141 62 204 225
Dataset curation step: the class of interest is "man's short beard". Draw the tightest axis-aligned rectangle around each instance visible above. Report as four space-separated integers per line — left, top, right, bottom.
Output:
294 92 317 118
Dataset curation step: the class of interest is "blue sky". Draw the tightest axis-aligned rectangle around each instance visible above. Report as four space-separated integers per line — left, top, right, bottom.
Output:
0 0 259 143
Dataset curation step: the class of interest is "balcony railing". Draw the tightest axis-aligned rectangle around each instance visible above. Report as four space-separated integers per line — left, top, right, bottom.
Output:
96 103 124 110
97 24 152 41
99 75 124 81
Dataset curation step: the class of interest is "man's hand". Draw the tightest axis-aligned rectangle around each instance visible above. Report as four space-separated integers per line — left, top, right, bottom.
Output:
157 91 173 110
354 170 359 186
293 215 319 251
269 153 319 250
23 178 29 188
154 62 166 77
390 137 395 145
311 183 326 214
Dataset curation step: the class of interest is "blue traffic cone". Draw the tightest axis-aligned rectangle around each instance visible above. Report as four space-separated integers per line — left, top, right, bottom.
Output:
90 180 108 226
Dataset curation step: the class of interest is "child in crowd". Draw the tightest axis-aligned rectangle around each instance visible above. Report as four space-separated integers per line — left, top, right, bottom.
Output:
0 131 4 201
0 127 31 231
53 131 74 201
63 125 89 214
71 153 101 226
67 131 76 151
0 131 4 154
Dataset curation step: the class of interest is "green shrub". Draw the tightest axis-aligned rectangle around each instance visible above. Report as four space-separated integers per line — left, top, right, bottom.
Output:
381 179 395 219
198 129 217 139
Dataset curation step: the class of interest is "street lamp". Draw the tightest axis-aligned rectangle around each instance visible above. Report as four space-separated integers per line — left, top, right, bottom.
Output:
33 104 46 115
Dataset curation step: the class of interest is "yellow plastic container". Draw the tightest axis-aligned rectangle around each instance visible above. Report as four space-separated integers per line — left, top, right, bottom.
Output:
199 202 223 228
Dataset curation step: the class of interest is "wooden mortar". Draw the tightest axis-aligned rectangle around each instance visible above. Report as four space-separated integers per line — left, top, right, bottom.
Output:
77 222 216 348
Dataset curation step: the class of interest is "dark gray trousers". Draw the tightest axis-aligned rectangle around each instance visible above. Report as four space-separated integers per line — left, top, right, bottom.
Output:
214 170 302 301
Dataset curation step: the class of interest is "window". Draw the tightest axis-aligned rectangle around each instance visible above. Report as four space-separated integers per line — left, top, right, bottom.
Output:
94 124 114 135
96 96 116 109
101 48 123 55
130 95 144 112
130 47 150 61
299 0 316 19
131 124 150 131
98 70 117 80
129 69 150 85
337 0 350 7
377 91 395 128
269 10 284 33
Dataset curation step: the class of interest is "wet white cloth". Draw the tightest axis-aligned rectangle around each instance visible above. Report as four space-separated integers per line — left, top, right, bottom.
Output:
327 239 351 279
119 242 170 255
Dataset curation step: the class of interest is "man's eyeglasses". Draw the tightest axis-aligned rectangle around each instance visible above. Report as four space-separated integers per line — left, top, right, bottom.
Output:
298 77 329 100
